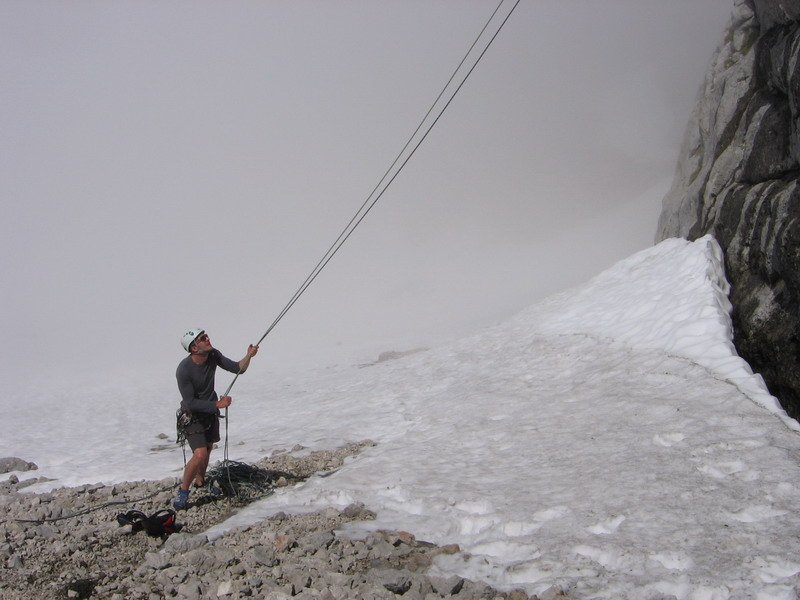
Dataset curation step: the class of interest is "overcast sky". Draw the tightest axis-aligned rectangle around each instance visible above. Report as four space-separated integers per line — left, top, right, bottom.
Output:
1 1 732 384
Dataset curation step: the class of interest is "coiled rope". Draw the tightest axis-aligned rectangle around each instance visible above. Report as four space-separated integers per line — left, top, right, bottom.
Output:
206 460 298 503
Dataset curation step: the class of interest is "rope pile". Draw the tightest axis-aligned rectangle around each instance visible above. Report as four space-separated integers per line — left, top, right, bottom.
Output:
205 460 299 503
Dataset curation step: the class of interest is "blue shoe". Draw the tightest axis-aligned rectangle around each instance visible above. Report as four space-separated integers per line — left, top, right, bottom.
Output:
173 489 190 510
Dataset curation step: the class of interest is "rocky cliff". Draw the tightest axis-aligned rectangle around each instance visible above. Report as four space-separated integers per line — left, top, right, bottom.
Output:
656 0 800 421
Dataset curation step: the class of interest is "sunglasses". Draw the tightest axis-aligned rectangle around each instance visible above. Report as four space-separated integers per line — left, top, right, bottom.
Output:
196 334 209 343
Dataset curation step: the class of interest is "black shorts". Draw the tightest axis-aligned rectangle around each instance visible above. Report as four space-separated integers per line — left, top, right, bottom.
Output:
184 413 220 451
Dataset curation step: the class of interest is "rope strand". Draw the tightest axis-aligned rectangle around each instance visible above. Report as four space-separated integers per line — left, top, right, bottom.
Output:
257 0 520 353
220 2 522 462
255 0 510 350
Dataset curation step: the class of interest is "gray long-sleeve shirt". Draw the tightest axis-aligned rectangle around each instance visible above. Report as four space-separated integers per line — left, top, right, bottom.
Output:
176 349 240 414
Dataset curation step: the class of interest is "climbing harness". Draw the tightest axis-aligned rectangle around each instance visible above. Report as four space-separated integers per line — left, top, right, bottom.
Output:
175 409 215 445
176 408 220 468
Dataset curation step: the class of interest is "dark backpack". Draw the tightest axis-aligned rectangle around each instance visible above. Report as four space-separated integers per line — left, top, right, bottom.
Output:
117 509 182 537
143 509 182 537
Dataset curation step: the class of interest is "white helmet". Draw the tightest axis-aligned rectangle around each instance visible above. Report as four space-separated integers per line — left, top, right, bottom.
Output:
181 328 205 352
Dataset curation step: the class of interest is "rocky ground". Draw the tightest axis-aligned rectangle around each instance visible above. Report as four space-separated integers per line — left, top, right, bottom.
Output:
0 443 567 600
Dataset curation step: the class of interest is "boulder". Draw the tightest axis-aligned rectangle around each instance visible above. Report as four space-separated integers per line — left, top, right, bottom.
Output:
0 457 38 473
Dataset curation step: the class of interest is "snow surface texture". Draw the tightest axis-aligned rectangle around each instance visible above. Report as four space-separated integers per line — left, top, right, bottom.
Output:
5 236 800 598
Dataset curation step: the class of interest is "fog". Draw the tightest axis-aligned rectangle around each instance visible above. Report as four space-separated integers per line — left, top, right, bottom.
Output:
1 1 732 385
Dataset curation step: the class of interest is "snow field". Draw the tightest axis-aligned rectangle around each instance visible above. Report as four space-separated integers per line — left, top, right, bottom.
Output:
4 236 800 598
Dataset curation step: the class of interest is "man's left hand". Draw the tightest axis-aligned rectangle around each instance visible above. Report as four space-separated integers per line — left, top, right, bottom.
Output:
247 344 259 358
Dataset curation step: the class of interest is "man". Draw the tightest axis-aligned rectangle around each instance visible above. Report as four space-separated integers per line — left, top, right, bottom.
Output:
174 328 259 510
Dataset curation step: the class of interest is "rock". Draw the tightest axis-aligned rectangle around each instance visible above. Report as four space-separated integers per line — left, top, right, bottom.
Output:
144 551 170 570
275 533 295 552
367 538 395 560
657 0 800 421
430 574 465 596
176 580 203 600
439 543 461 555
288 571 311 594
184 547 222 571
163 532 208 553
251 544 277 566
217 580 234 596
299 531 334 553
35 524 57 539
0 457 37 473
451 579 498 599
7 554 23 569
322 572 351 588
341 503 370 519
539 585 568 600
395 531 415 545
368 568 413 595
751 0 800 30
0 442 528 600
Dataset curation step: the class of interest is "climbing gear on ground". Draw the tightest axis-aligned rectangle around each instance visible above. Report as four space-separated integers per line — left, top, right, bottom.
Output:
143 509 181 537
181 328 205 352
117 509 182 537
116 510 147 532
205 460 298 503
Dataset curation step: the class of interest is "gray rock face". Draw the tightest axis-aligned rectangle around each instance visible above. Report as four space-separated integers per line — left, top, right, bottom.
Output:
657 0 800 421
751 0 800 31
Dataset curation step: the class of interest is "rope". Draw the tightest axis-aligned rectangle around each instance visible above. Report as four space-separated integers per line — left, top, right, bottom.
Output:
223 406 234 494
255 0 510 348
6 483 175 525
215 0 522 483
206 460 298 503
223 0 522 399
